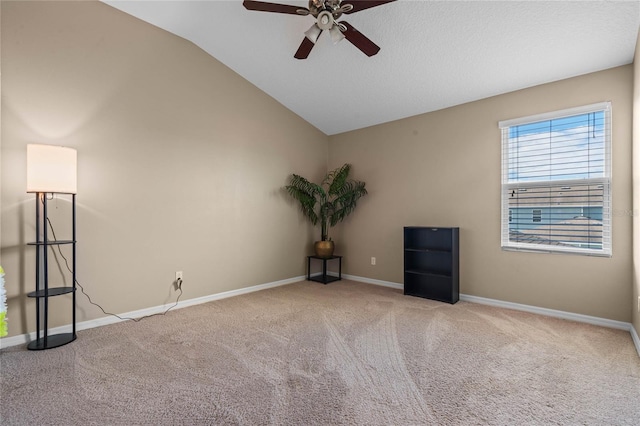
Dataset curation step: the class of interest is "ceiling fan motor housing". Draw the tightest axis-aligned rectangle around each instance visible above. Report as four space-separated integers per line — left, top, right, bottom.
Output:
309 0 345 19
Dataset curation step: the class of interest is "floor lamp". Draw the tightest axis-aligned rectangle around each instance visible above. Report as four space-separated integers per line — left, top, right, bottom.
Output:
26 144 78 350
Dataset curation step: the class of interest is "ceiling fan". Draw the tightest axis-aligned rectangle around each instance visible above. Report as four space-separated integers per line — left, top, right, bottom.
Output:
243 0 396 59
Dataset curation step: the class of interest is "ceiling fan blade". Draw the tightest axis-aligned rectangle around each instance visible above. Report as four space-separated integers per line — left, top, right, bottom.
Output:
339 21 380 57
294 37 316 59
341 0 396 14
243 0 309 15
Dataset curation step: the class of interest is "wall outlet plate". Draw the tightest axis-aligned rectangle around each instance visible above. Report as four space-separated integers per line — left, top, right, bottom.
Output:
175 271 183 290
371 257 376 265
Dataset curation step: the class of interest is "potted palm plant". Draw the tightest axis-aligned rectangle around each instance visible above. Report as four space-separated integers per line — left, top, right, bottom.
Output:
285 163 367 257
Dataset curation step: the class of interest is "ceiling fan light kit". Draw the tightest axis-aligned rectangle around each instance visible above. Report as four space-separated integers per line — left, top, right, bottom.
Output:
317 10 333 29
304 24 322 43
243 0 396 59
330 25 345 44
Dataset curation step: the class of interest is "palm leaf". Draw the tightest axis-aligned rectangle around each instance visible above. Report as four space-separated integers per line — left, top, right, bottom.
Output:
284 164 366 240
285 174 324 225
329 181 367 226
325 163 351 196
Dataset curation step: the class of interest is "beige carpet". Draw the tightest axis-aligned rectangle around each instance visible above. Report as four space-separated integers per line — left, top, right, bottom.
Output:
1 280 639 425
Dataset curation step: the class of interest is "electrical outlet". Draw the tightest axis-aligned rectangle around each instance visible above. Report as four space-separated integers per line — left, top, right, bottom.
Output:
371 257 376 266
175 271 183 290
637 296 640 313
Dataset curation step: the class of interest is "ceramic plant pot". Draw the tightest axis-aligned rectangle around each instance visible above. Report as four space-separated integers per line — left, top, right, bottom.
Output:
314 240 335 258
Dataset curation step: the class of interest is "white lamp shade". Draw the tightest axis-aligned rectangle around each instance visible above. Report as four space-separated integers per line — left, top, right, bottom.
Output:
27 144 77 194
330 25 345 44
304 24 322 44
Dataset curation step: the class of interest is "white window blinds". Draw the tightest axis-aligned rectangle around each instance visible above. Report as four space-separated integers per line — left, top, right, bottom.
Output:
499 102 612 256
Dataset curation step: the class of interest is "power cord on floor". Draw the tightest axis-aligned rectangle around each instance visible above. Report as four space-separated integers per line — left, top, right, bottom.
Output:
46 217 183 322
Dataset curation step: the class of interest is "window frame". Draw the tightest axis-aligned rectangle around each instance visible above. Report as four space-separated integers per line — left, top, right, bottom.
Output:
499 102 612 257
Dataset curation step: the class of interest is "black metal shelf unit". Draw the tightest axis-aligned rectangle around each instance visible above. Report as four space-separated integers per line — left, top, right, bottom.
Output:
307 255 342 284
27 193 77 350
404 227 459 304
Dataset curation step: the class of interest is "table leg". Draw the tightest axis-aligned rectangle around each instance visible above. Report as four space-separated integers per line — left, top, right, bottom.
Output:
322 258 327 284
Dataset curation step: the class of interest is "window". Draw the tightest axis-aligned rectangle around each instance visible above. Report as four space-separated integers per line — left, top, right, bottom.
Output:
532 209 542 223
500 102 611 256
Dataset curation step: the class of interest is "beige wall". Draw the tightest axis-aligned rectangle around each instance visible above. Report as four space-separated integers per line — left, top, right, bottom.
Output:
329 66 633 322
1 1 636 342
633 30 640 337
0 1 328 337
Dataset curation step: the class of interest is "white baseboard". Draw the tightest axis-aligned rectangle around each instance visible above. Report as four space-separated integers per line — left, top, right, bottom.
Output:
459 293 631 331
4 272 639 359
631 325 640 358
344 274 640 357
342 274 403 290
0 275 305 350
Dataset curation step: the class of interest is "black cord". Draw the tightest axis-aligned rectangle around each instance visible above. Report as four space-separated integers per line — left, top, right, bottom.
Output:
46 217 182 322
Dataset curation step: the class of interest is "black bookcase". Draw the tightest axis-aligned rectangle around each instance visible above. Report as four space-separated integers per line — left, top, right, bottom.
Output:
404 227 459 304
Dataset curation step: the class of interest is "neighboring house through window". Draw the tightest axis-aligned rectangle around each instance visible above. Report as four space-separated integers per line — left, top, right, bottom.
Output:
500 102 612 256
532 209 542 223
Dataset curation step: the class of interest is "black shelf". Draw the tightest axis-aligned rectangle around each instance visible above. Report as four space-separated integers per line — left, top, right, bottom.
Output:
309 274 341 284
27 287 76 298
404 227 459 304
307 255 342 285
28 192 77 351
27 333 76 350
27 240 75 246
404 247 452 253
405 269 452 278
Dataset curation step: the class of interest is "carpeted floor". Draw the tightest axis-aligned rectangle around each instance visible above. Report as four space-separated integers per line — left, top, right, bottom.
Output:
1 280 639 425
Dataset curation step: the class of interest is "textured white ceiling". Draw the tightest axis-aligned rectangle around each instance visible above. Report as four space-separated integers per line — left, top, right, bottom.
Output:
104 0 639 135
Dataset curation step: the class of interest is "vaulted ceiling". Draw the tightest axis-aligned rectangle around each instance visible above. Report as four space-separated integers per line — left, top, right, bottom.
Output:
104 1 639 135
